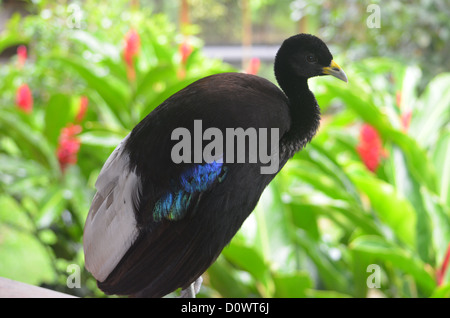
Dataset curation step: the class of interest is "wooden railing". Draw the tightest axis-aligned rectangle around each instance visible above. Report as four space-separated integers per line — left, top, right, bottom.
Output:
0 277 76 298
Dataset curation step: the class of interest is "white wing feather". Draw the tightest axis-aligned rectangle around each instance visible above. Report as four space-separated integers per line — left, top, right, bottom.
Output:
83 134 141 282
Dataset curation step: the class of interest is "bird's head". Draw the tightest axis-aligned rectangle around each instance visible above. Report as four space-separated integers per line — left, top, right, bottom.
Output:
275 33 348 86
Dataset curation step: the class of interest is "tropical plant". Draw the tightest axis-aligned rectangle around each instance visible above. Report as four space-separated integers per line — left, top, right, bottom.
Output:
0 1 448 298
0 1 233 297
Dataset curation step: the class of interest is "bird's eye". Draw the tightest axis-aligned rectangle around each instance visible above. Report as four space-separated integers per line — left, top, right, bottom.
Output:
306 55 318 63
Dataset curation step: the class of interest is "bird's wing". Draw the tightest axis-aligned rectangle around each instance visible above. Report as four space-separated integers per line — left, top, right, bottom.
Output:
83 133 227 282
83 134 142 282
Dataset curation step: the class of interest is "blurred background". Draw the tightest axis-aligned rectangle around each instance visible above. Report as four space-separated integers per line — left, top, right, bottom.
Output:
0 0 449 298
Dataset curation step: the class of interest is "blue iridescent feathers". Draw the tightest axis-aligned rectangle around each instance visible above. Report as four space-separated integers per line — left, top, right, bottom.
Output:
153 160 227 221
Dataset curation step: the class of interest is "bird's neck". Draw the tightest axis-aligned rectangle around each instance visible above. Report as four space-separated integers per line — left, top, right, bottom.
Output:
278 77 321 156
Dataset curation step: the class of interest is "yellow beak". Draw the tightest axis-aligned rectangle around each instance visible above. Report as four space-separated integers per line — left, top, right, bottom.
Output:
322 60 348 83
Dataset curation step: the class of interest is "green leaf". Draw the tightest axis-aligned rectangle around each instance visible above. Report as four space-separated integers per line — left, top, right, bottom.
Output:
421 188 450 266
399 66 421 111
222 241 272 296
389 130 437 193
0 111 59 173
206 256 255 298
0 224 55 286
52 56 131 127
79 130 125 148
295 230 350 293
253 179 298 270
70 30 120 61
306 289 353 298
285 160 358 203
0 15 28 54
134 64 177 101
350 236 436 296
0 195 33 232
430 284 450 298
273 271 313 298
147 36 175 64
44 94 74 146
291 202 379 237
433 133 450 206
410 73 450 148
387 147 433 263
0 154 49 197
289 203 320 240
350 172 416 247
36 187 66 229
300 143 361 204
351 249 374 297
323 82 392 135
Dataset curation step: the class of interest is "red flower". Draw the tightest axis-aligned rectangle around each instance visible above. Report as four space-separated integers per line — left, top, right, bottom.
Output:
395 91 412 133
123 29 140 81
123 29 140 66
395 91 402 109
179 40 193 65
356 124 387 172
16 84 33 114
17 45 27 68
245 57 261 75
177 40 193 79
437 243 450 286
400 110 412 132
76 96 89 123
57 124 82 172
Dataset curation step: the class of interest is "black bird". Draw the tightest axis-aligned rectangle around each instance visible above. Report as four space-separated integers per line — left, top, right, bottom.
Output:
83 33 347 298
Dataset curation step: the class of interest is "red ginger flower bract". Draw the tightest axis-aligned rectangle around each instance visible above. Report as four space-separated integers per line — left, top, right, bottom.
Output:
437 242 450 286
357 124 387 172
76 96 89 123
245 57 261 75
177 40 193 79
57 124 82 172
179 40 193 65
396 91 402 109
123 29 140 81
17 45 27 68
400 109 412 132
395 91 412 133
16 84 33 114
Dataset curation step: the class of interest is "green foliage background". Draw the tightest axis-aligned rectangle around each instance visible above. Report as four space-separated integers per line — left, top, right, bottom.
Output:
0 0 449 298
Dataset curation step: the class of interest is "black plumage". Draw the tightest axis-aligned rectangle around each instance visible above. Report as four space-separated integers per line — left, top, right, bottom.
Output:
83 33 347 297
